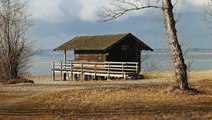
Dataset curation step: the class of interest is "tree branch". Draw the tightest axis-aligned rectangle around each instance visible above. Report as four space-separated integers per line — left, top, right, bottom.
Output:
100 0 162 22
204 0 212 33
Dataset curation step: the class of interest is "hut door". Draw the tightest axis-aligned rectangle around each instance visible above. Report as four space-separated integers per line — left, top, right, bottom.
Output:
121 44 137 62
121 45 131 61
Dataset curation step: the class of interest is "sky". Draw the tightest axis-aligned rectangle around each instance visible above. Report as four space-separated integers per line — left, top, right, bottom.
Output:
28 0 211 50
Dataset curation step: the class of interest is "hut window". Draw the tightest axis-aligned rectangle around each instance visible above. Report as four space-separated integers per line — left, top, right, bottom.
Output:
121 45 128 51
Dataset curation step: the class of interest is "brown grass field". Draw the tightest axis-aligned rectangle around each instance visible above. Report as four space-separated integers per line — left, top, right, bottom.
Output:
0 71 211 120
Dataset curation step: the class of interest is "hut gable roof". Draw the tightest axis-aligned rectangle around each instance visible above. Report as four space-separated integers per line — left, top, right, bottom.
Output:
54 33 153 51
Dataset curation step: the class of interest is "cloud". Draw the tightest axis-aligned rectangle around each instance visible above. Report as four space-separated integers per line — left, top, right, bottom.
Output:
30 0 208 23
31 0 65 23
78 0 103 21
186 0 208 6
30 0 80 23
30 0 105 23
183 0 208 12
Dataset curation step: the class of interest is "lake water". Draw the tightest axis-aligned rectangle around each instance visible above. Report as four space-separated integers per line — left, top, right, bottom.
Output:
30 52 212 76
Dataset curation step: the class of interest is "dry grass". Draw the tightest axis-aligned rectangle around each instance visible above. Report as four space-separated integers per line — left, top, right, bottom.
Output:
142 71 175 79
0 71 212 119
9 78 210 120
0 94 20 102
143 70 212 79
0 94 10 101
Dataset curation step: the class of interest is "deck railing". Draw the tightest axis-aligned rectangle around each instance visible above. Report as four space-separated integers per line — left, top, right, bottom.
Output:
52 60 139 81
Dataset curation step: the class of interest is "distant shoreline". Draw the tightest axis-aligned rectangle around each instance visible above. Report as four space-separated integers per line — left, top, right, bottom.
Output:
143 52 212 55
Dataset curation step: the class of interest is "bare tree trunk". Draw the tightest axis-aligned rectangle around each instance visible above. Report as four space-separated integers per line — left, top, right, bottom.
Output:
162 0 189 90
100 0 200 93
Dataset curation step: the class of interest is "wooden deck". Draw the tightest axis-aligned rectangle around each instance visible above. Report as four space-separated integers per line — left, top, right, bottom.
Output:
52 61 139 81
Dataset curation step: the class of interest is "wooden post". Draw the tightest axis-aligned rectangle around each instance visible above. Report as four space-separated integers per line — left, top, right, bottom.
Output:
107 63 110 80
71 61 74 81
53 62 55 81
64 50 67 61
136 63 138 74
122 63 125 79
94 63 97 80
60 62 63 81
63 50 67 81
81 62 83 81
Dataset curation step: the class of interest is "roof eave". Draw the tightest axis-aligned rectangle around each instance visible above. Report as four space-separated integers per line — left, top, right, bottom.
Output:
128 33 153 52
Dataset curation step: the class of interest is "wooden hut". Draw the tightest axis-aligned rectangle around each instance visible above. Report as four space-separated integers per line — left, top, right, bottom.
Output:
53 33 153 81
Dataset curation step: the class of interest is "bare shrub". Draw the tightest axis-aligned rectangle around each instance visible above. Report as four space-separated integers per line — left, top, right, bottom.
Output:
141 52 158 72
0 0 32 83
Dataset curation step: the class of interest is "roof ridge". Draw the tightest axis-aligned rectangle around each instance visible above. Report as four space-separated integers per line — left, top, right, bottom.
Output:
54 33 152 51
76 33 130 38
